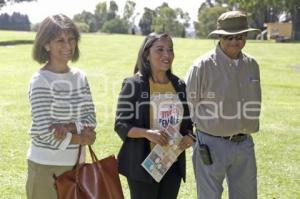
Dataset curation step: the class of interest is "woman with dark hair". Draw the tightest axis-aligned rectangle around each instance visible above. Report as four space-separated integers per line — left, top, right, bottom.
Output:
26 14 96 199
115 32 195 199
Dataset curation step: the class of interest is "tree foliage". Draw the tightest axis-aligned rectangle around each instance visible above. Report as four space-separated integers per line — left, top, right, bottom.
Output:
101 17 128 34
226 0 279 29
94 2 108 30
72 0 136 34
176 8 191 28
195 6 227 37
73 11 98 32
139 3 190 37
123 0 136 34
139 7 156 35
74 22 89 33
0 0 35 8
123 0 136 20
153 3 188 37
107 0 118 21
0 12 30 31
101 1 132 34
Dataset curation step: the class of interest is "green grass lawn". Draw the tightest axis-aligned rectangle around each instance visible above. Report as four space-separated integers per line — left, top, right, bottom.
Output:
0 30 299 199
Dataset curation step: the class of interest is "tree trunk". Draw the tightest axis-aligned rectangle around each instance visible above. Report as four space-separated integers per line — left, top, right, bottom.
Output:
292 4 300 40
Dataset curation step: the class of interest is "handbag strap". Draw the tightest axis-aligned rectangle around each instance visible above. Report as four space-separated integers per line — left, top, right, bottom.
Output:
74 146 100 183
74 145 99 165
74 145 118 198
76 145 82 164
88 145 99 162
74 145 100 190
88 146 116 198
74 145 82 183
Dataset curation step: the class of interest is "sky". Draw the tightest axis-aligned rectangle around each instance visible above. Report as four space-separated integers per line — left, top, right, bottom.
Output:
0 0 204 24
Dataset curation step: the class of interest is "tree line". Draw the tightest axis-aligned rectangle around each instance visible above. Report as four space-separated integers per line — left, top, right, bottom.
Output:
0 12 30 31
0 0 299 40
72 1 190 38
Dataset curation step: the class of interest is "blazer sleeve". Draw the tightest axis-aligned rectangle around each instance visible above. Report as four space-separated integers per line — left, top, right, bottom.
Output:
114 78 137 141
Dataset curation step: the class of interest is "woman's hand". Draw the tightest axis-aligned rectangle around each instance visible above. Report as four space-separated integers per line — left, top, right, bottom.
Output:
178 135 194 150
80 127 96 145
49 124 68 140
145 129 169 146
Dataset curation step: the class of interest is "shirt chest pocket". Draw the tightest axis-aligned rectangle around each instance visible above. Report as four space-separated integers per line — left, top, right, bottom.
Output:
246 77 261 100
201 80 229 101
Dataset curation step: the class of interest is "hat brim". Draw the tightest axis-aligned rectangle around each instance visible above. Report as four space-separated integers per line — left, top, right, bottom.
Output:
208 28 261 38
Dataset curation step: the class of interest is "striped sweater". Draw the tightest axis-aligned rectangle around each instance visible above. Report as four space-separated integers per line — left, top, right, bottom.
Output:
28 68 96 165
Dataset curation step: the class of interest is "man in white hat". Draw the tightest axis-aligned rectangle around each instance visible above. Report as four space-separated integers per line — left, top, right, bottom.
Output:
185 11 261 199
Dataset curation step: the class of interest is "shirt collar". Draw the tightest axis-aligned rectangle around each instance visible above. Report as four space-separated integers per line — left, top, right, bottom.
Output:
216 43 243 66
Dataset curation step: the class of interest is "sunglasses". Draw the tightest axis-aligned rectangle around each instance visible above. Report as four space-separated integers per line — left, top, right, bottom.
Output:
222 34 247 41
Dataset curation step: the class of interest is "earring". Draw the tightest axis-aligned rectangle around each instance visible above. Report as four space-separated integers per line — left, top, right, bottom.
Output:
45 46 50 51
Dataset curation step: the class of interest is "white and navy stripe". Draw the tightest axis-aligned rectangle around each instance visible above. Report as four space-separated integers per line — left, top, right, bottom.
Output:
27 68 96 165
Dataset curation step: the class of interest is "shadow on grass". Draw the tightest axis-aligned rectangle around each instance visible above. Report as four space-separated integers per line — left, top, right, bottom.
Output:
0 40 34 46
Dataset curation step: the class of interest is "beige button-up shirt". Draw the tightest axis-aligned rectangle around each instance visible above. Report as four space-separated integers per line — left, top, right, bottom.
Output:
185 45 261 136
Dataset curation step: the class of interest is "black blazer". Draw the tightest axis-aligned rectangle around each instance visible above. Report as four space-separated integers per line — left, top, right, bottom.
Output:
114 73 193 183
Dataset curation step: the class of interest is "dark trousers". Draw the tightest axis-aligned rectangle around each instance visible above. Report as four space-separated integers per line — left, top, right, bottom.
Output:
127 167 181 199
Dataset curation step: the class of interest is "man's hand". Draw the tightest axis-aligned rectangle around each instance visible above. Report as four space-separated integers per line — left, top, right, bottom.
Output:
178 135 194 150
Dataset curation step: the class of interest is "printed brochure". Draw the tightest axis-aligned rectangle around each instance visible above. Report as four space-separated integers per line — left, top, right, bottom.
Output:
141 125 183 182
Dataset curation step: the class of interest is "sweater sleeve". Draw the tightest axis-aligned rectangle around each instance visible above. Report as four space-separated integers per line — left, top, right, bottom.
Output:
79 77 97 129
28 77 70 150
184 64 202 124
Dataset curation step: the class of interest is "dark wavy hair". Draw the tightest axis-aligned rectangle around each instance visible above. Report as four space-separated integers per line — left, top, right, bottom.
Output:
133 32 173 78
32 14 80 64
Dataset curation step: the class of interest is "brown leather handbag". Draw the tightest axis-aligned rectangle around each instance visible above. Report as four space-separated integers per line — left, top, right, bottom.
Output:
54 145 124 199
